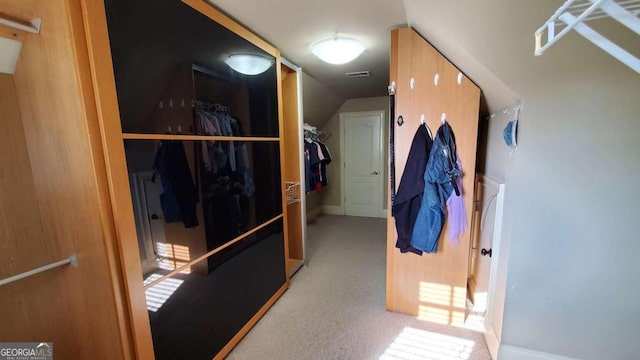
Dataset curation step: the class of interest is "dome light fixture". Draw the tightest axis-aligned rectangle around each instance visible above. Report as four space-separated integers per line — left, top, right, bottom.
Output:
224 54 273 75
312 37 365 65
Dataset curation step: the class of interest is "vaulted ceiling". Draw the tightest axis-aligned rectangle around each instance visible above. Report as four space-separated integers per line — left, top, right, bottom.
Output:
207 0 639 125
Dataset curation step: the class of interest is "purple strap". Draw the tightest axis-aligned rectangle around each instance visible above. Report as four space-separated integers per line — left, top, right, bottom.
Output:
447 158 467 246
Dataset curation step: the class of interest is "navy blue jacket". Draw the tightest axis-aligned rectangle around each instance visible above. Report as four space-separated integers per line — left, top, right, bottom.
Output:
392 125 432 255
154 141 199 228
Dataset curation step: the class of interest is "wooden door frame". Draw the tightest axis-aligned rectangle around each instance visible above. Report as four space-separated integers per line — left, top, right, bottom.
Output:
477 174 506 359
340 110 386 218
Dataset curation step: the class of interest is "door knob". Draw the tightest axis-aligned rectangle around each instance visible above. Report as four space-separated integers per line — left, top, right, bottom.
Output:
370 171 379 175
481 248 492 257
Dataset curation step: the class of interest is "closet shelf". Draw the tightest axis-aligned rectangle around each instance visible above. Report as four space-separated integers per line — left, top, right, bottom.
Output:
535 0 640 73
122 133 280 142
285 181 301 205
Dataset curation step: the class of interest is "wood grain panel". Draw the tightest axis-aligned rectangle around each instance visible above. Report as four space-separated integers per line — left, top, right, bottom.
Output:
0 75 63 334
275 54 292 288
79 0 156 357
0 22 27 41
122 133 279 142
0 0 134 358
281 64 302 182
280 63 304 268
386 28 480 325
286 201 304 260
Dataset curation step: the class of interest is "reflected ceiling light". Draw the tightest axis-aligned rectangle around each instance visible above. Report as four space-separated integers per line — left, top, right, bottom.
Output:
312 37 365 65
225 54 273 75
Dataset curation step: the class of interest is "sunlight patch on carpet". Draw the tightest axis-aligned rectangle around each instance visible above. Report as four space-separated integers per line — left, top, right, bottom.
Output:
380 327 476 360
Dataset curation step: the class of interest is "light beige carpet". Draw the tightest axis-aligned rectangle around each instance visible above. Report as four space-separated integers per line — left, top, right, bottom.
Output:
227 215 492 360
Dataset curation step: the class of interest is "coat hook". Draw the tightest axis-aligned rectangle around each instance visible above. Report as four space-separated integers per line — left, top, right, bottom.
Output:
159 101 163 109
181 99 185 107
441 113 447 124
410 77 416 90
457 72 463 85
191 99 195 108
167 125 172 134
169 99 174 108
177 125 182 134
434 73 439 86
420 114 426 125
388 81 396 95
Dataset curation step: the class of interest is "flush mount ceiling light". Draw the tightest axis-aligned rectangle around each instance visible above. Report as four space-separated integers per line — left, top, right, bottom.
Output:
224 54 273 75
312 38 365 65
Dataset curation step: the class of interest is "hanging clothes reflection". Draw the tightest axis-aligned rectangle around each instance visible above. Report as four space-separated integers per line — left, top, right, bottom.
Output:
194 101 258 269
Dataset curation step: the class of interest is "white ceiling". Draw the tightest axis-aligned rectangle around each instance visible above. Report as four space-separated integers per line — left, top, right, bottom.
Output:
206 0 638 118
207 0 406 100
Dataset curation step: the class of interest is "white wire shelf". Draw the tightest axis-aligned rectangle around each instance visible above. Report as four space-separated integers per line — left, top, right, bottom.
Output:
535 0 640 73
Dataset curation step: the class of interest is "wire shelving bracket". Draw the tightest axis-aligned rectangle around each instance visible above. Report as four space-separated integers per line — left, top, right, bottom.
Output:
535 0 640 73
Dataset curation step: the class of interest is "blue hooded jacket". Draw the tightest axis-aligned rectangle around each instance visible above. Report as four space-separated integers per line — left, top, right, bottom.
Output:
410 122 461 253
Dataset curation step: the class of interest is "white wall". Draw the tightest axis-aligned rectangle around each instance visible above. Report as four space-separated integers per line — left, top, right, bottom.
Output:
319 96 389 211
498 72 640 359
477 109 519 183
302 71 344 218
403 1 640 358
302 72 344 128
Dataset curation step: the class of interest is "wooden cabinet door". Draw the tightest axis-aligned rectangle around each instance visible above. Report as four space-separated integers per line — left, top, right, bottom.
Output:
386 28 480 325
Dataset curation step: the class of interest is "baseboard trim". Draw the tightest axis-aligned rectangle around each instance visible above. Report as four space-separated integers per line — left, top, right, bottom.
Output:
306 207 321 222
499 344 579 360
484 327 499 360
321 205 345 215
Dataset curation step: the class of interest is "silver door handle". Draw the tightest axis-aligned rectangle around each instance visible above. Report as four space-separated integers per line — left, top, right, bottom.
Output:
370 171 379 175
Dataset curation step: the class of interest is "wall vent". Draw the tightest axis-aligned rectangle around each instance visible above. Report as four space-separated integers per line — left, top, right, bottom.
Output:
345 70 371 78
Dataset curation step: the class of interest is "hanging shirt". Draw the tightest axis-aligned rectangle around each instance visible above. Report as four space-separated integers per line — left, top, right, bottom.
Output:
305 140 322 192
304 146 312 192
446 157 467 246
195 111 219 172
315 141 325 161
216 111 236 171
318 142 332 187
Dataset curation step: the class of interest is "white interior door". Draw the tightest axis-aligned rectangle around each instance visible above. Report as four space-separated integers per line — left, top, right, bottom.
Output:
343 112 383 217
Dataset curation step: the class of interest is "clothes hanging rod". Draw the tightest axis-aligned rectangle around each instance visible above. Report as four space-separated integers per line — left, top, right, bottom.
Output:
0 254 78 287
535 0 640 73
